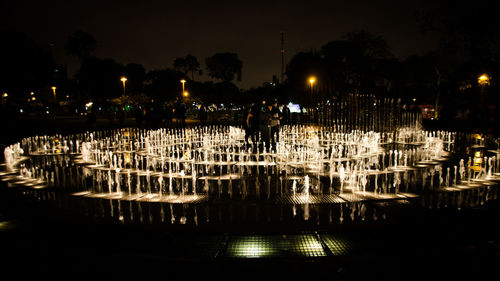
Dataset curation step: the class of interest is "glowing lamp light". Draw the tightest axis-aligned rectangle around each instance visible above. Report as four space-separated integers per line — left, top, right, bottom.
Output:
120 77 127 82
309 76 316 85
2 93 7 97
478 74 490 86
180 79 187 97
183 91 189 97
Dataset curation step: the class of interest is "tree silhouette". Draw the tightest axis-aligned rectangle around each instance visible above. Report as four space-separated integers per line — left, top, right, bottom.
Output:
75 56 123 100
123 63 146 95
65 30 97 61
284 31 395 104
144 69 185 101
173 54 202 81
205 53 242 82
0 30 55 101
343 30 393 59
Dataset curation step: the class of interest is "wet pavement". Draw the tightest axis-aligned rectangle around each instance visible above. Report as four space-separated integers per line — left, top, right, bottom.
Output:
1 181 499 278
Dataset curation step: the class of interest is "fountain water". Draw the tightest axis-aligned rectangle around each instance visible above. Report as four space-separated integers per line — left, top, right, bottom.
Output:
2 119 499 226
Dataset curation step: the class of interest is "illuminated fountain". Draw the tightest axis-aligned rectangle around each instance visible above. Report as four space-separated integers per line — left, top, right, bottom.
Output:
1 107 499 226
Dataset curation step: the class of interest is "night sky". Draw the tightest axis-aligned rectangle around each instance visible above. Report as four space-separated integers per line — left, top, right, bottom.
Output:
1 0 439 89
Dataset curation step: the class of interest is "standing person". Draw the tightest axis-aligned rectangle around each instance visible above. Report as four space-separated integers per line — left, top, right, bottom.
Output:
260 101 273 151
249 103 260 147
269 100 281 150
198 105 207 126
165 104 173 126
282 103 290 125
179 103 187 127
118 107 125 127
174 100 182 126
134 107 144 127
243 106 253 148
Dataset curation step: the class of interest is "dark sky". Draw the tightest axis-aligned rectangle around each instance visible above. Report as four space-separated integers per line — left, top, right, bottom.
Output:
1 0 439 89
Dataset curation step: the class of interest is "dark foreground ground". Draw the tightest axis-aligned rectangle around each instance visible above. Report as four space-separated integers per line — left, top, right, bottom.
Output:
1 184 499 279
1 116 500 279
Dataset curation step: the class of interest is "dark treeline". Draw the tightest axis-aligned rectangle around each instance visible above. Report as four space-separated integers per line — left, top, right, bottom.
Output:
1 0 499 133
0 29 245 110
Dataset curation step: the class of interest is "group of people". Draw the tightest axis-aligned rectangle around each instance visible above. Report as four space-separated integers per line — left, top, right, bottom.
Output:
244 100 289 151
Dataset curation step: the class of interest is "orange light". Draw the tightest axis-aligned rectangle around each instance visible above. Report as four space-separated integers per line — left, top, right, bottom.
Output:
120 77 127 82
478 74 490 86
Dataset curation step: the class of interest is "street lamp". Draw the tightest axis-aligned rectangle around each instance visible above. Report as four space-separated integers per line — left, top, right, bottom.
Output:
477 73 490 130
180 79 186 97
120 77 127 95
51 86 56 97
183 91 189 97
478 74 490 86
308 76 316 92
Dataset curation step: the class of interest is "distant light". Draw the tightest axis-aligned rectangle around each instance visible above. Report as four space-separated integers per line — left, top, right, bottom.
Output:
66 95 70 98
413 98 416 102
180 79 186 83
309 76 316 85
85 102 93 107
46 111 49 114
478 74 490 86
183 91 188 97
30 92 34 96
19 109 23 113
2 93 7 97
120 77 127 82
51 86 56 90
32 97 36 101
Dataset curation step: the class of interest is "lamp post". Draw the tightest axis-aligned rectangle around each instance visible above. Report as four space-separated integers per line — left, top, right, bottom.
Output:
51 86 57 98
307 76 316 122
180 79 186 98
478 73 490 130
120 77 127 95
308 76 316 94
